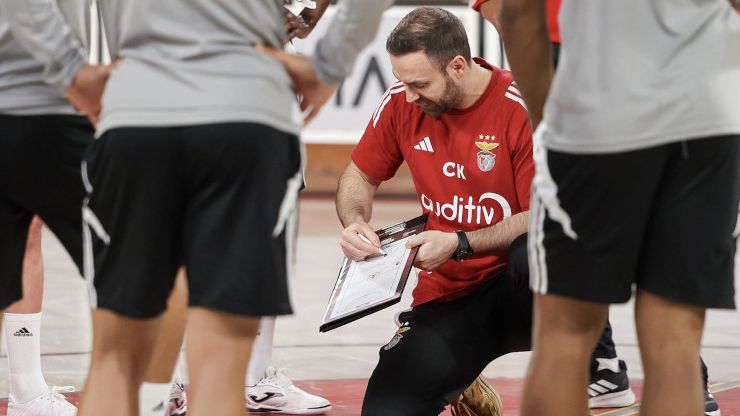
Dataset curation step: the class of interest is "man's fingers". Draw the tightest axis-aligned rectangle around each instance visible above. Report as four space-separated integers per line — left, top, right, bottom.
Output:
406 233 425 249
304 104 319 125
254 44 285 64
354 233 379 253
340 240 371 261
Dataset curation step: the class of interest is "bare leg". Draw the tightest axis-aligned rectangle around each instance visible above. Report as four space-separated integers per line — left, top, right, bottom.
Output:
77 310 162 416
521 293 608 416
6 216 44 314
636 290 705 416
186 307 258 416
4 217 49 403
143 269 188 383
137 269 189 415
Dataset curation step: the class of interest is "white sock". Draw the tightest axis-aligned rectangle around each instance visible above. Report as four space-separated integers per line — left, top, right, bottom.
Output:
172 365 182 385
139 382 171 416
3 312 47 403
247 316 275 386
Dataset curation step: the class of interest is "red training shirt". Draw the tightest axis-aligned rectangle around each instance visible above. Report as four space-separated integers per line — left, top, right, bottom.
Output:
472 0 561 44
351 58 534 306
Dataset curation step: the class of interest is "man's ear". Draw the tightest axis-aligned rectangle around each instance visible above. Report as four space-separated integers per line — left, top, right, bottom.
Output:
447 55 467 79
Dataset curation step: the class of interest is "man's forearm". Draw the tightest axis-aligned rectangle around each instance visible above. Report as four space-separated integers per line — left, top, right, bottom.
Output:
500 0 552 128
311 0 395 86
0 0 87 91
466 211 529 255
479 0 503 34
336 164 379 227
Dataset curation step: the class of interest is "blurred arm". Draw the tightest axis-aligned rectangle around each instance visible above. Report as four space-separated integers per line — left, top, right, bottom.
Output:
500 0 553 128
311 0 395 86
0 0 86 91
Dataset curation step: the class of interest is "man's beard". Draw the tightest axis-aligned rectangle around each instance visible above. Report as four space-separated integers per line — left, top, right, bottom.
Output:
416 76 464 118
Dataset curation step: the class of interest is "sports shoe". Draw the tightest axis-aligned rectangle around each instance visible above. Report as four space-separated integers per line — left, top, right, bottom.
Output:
7 386 77 416
704 388 721 416
149 380 187 416
168 380 187 416
450 375 503 416
588 358 636 408
246 367 331 414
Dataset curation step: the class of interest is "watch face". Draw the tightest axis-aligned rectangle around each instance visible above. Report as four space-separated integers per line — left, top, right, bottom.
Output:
455 250 473 262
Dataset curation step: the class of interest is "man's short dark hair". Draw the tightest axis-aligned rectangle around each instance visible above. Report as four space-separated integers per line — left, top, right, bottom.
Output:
386 7 472 71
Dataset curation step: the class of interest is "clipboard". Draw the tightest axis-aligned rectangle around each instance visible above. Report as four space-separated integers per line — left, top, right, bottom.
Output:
320 214 429 332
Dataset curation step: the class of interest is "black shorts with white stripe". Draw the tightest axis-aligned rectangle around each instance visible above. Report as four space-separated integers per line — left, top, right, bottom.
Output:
529 135 739 308
82 122 300 318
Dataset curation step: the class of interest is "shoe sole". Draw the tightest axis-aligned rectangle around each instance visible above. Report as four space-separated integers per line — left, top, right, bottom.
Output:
247 404 332 414
589 389 636 408
705 410 721 416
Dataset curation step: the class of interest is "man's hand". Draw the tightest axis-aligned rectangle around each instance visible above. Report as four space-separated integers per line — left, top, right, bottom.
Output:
64 63 116 126
340 222 383 261
406 231 458 272
284 8 312 40
285 0 331 40
256 45 335 125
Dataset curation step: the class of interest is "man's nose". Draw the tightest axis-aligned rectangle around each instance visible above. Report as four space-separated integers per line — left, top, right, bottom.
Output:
405 87 419 103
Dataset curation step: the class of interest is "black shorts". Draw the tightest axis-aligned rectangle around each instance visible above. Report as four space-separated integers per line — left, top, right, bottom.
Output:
362 234 532 416
83 123 300 318
0 114 92 309
530 135 739 308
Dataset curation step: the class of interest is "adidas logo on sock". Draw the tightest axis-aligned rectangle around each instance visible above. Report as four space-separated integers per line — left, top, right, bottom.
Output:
13 327 33 337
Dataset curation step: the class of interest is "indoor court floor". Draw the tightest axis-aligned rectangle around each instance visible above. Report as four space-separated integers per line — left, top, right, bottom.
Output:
1 197 738 415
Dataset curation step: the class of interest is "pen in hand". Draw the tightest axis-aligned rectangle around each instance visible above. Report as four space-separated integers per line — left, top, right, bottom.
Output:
358 233 387 256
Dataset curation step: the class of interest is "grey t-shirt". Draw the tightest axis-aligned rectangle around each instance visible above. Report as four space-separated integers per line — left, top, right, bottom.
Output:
96 0 394 136
0 0 89 115
540 0 740 154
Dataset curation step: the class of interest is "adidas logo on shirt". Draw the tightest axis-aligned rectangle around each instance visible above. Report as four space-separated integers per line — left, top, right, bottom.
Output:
413 136 434 153
13 327 32 337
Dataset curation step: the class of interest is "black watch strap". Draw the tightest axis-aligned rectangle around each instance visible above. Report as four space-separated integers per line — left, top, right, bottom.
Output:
454 231 473 261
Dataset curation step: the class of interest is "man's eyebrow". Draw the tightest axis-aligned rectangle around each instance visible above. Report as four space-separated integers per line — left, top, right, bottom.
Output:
392 70 428 86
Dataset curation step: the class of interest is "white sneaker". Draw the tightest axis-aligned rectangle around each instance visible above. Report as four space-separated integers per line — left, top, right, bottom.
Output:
167 380 187 416
246 367 331 414
7 386 77 416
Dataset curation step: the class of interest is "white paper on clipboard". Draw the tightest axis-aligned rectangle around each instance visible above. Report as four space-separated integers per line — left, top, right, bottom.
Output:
320 214 428 332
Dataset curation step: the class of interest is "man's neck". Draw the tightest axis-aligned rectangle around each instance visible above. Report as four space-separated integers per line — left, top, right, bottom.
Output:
457 65 492 110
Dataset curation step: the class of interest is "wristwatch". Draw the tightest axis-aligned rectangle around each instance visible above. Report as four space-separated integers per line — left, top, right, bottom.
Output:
453 231 474 262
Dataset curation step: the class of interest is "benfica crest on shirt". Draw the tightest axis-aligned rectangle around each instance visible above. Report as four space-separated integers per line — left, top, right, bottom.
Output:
475 135 499 172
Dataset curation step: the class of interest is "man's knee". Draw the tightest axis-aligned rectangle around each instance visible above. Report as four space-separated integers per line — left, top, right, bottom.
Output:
361 331 459 416
362 385 445 416
535 294 609 342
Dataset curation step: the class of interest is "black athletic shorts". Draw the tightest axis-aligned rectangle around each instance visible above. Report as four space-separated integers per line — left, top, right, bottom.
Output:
0 114 93 308
529 135 739 308
362 234 532 416
83 123 300 318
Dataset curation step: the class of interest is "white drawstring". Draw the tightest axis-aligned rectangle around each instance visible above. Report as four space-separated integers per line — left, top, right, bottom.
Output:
531 124 578 240
82 200 110 309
